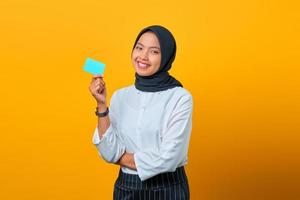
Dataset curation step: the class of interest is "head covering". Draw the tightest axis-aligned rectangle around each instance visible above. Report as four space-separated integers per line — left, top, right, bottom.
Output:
132 25 183 92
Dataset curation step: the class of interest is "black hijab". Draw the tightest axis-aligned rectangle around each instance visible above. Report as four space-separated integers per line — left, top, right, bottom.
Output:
132 25 183 92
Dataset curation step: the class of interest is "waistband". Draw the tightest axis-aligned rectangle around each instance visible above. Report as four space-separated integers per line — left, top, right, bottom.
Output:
115 166 188 190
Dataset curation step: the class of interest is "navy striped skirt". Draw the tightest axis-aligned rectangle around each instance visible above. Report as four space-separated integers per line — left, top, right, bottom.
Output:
113 166 190 200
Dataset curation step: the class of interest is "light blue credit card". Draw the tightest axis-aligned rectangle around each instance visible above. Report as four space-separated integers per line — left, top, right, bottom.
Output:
83 58 106 75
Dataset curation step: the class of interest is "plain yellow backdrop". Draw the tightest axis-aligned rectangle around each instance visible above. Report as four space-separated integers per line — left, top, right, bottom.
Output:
0 0 299 199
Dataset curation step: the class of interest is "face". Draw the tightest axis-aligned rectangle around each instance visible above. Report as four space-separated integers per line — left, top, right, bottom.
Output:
131 31 161 77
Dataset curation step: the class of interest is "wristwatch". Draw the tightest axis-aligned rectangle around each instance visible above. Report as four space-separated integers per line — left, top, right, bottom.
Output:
95 107 109 117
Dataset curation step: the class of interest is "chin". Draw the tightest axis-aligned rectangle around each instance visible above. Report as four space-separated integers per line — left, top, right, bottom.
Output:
136 71 151 76
134 67 151 77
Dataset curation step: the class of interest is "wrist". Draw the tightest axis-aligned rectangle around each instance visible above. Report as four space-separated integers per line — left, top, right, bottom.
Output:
97 104 107 112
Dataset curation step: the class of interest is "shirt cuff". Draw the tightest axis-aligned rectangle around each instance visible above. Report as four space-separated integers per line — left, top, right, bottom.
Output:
134 152 155 181
92 125 113 145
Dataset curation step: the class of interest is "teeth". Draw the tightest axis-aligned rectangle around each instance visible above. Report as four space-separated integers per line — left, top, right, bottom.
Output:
138 62 149 68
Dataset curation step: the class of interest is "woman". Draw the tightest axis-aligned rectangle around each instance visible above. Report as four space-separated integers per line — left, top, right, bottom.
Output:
89 25 193 200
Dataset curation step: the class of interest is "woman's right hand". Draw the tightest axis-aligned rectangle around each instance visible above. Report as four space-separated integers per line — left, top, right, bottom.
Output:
89 75 107 105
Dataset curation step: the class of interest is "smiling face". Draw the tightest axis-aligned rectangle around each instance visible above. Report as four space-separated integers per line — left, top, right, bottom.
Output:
131 31 162 77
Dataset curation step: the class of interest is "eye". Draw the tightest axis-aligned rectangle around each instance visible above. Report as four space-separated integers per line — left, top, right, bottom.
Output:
151 50 160 54
135 46 143 51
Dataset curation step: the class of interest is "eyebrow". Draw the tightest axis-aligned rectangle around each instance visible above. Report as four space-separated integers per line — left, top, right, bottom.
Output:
136 42 160 50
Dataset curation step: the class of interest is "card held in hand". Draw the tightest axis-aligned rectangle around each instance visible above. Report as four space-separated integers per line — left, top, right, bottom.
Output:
83 58 105 75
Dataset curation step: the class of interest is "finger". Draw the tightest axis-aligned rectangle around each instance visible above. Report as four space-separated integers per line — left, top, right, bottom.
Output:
99 79 105 86
95 79 100 84
99 81 105 87
91 82 101 90
91 86 101 94
95 85 101 91
92 80 100 87
91 78 98 84
94 79 104 87
93 74 104 80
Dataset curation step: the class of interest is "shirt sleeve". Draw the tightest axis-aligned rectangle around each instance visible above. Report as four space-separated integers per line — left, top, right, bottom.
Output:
134 93 193 181
92 92 126 163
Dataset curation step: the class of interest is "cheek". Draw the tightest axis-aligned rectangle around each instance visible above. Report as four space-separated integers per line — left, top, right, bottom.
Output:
131 52 137 62
158 56 162 65
154 56 161 67
151 58 161 72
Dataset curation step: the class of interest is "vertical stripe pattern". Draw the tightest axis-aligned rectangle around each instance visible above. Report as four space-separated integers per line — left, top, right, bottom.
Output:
113 167 190 200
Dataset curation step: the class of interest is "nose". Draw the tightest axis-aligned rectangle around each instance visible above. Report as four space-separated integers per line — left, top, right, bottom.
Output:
139 49 149 60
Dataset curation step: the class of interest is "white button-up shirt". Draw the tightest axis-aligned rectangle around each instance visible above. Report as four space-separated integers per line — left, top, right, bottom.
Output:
92 85 193 181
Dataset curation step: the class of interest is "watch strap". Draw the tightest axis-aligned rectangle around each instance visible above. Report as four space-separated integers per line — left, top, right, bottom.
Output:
95 107 109 117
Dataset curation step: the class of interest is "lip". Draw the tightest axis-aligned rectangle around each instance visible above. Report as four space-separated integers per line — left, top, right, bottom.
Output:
136 61 151 68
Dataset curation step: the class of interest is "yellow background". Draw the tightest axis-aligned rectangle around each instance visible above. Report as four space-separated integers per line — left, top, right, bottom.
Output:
0 0 299 199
